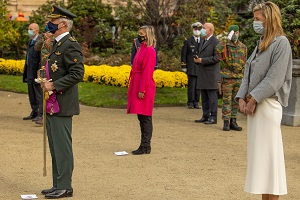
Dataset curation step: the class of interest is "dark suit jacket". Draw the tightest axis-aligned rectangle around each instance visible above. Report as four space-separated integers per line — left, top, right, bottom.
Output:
181 36 201 76
48 34 84 116
196 35 220 89
23 39 41 84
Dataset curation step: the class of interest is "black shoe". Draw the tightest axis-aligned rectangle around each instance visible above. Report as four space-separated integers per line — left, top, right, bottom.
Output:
195 117 208 123
230 118 242 131
193 103 201 109
32 116 42 122
41 187 56 195
187 103 194 109
132 145 151 155
23 115 36 120
35 118 43 125
204 118 217 124
223 120 230 131
45 189 73 199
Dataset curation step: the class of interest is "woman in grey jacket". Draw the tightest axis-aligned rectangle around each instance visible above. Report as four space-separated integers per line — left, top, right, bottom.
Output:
235 2 293 200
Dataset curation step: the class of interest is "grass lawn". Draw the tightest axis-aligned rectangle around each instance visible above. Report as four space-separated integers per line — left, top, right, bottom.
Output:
0 74 188 108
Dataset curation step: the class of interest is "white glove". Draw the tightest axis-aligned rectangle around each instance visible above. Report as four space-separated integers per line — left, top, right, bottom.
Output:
182 68 187 72
227 30 234 40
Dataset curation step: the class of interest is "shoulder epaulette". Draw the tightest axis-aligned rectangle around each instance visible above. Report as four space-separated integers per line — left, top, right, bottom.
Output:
69 37 77 42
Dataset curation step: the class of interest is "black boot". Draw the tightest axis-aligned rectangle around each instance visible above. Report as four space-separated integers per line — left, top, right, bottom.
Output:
132 145 151 155
230 118 242 131
223 120 230 131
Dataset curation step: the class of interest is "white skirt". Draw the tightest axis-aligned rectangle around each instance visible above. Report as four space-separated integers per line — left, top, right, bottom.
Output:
244 98 287 195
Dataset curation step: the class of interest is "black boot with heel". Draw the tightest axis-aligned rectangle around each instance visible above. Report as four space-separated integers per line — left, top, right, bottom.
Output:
132 145 151 155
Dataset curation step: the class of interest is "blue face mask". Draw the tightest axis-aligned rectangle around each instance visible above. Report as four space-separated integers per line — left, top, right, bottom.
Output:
253 21 265 34
47 21 59 34
45 25 49 32
200 28 207 37
28 30 35 37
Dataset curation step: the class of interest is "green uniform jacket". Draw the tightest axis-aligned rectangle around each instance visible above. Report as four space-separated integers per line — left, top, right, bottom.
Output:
48 33 84 116
216 40 247 79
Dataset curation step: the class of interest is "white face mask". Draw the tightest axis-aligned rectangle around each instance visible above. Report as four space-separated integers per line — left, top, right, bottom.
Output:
193 30 201 36
200 28 207 37
253 21 265 34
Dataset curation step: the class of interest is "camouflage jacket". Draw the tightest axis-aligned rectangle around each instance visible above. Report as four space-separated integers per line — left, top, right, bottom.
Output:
34 34 54 67
216 40 247 79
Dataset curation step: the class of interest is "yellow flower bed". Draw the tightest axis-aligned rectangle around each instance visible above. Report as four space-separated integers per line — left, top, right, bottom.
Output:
0 58 187 88
0 58 25 75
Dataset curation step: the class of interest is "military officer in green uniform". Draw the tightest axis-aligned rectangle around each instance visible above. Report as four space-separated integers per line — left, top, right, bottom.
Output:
216 25 247 131
40 5 84 198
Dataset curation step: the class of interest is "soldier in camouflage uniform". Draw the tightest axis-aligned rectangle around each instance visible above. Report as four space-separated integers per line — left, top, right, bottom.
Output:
34 22 54 125
216 25 247 131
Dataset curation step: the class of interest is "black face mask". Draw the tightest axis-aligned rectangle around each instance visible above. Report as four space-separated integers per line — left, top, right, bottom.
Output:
47 21 59 34
137 35 146 43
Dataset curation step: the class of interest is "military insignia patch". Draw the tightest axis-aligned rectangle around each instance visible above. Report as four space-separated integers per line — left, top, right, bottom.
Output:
51 61 58 72
74 58 77 62
58 42 62 46
55 51 62 55
69 37 77 42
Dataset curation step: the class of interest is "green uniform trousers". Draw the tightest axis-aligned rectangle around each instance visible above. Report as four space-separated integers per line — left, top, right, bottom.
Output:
221 78 242 120
46 115 73 189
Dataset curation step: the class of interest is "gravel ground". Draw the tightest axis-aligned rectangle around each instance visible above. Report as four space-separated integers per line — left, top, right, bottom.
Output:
0 90 299 200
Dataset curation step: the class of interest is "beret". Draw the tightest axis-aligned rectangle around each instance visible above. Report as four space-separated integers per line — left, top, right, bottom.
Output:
228 25 239 32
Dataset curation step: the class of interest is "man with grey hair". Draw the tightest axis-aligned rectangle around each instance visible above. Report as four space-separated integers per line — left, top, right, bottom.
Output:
181 22 203 109
39 5 84 198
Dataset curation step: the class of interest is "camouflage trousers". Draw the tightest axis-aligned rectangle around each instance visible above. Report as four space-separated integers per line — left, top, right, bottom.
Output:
221 78 242 120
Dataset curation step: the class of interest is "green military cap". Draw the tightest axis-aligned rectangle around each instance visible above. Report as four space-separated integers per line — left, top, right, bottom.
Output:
228 25 239 32
48 5 76 20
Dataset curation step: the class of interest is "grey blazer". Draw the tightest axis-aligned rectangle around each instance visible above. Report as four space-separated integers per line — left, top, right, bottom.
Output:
235 36 293 107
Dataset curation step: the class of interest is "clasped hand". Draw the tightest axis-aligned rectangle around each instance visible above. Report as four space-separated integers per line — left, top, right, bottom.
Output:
239 98 256 116
194 57 202 63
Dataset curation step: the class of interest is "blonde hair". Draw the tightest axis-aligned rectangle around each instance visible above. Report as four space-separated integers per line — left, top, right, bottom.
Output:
139 25 156 48
253 1 284 51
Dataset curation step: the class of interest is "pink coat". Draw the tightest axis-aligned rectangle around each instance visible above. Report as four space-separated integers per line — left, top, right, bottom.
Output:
127 43 156 116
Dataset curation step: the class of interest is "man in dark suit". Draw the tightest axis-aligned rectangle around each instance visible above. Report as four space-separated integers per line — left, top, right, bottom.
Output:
39 5 84 198
23 23 42 121
194 23 220 124
181 22 202 109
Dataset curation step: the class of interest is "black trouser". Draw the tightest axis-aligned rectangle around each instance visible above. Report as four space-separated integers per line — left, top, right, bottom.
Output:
27 83 42 117
137 114 153 147
187 75 200 104
201 89 218 120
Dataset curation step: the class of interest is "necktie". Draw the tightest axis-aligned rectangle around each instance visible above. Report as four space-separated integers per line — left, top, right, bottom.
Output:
53 39 57 46
196 38 199 43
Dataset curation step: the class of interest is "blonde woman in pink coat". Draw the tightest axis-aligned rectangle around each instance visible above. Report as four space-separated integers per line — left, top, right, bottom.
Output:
127 25 156 155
